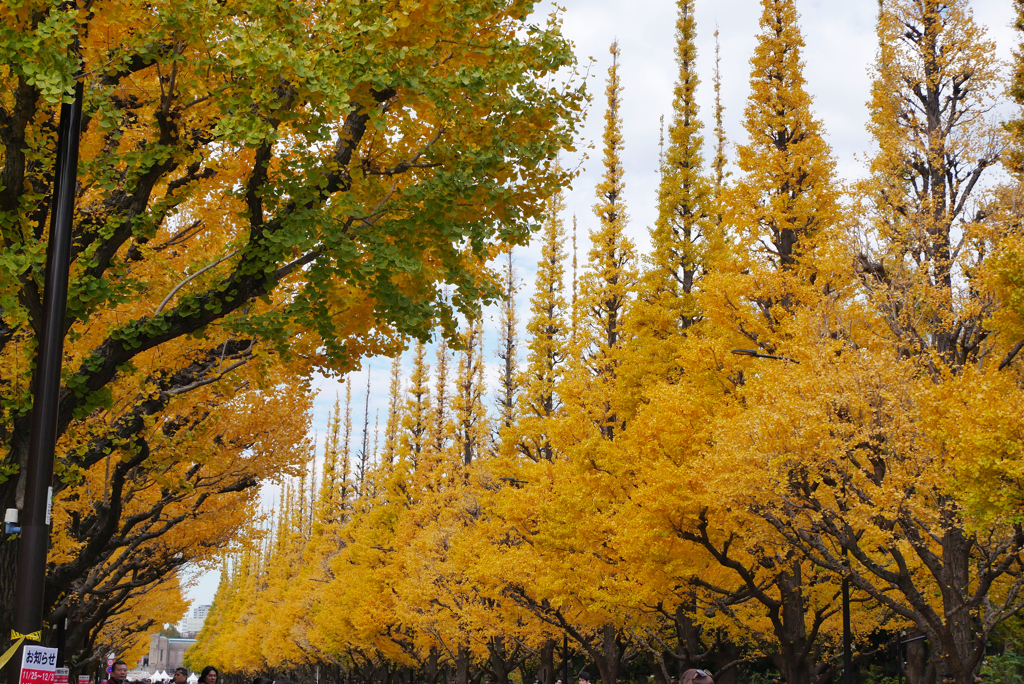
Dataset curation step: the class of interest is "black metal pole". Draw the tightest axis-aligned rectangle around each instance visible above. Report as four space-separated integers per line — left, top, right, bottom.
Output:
55 618 66 667
894 636 901 684
843 548 853 684
9 76 83 671
563 635 569 684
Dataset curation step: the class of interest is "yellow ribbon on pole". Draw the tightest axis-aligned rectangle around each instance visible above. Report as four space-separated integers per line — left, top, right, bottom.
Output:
0 630 42 670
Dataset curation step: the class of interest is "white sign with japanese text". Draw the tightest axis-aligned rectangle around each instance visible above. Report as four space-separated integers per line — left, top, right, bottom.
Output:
19 646 58 684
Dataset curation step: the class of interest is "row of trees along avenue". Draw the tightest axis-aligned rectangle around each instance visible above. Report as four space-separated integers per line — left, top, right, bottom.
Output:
190 1 1024 684
0 0 584 675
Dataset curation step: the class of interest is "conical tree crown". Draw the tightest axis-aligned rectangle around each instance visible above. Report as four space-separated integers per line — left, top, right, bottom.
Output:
452 318 488 467
315 396 344 525
712 27 729 195
494 251 520 440
381 355 404 465
864 0 1000 369
504 189 569 464
645 0 712 330
574 41 638 441
731 0 839 274
522 186 568 420
582 41 637 358
626 0 718 397
400 341 432 466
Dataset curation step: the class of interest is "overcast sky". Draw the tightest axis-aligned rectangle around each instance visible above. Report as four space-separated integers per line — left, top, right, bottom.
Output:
183 0 1019 609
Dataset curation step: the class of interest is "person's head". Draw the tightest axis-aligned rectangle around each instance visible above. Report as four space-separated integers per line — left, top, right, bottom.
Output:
578 673 591 684
681 670 713 684
251 678 274 684
173 669 188 684
113 662 128 681
200 667 218 684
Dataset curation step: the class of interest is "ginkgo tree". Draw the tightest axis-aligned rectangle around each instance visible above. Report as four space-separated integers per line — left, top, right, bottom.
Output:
0 0 584 668
750 2 1024 684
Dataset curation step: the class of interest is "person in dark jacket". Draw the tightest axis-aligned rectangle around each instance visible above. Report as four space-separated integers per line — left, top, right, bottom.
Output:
102 661 128 684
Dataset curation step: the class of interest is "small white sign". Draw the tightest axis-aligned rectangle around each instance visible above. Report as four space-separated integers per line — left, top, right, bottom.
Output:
20 645 58 684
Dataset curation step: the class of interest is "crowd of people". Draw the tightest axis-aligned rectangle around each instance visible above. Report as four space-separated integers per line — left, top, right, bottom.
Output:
99 663 218 684
100 662 715 684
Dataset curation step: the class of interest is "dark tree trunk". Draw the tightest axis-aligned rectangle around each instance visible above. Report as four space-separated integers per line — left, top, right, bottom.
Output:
768 567 816 684
905 635 935 684
456 647 471 684
712 637 740 684
488 637 514 684
591 624 627 684
518 659 532 684
937 527 975 684
675 600 702 672
539 640 555 684
423 649 441 684
647 650 669 684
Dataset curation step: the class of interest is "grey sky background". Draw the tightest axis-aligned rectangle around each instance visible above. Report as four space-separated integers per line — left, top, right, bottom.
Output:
183 0 1018 609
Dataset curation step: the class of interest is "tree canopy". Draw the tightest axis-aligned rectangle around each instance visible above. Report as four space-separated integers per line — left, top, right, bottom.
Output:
0 0 583 669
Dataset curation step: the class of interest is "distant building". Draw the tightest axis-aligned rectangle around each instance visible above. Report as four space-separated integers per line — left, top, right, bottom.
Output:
177 604 211 638
142 636 195 673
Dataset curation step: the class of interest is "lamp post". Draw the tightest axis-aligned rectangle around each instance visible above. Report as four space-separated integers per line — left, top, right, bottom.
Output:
842 548 852 684
6 46 83 683
731 348 853 684
563 635 569 684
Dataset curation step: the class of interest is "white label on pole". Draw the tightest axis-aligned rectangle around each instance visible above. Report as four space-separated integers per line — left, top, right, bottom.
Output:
45 486 52 525
55 667 69 684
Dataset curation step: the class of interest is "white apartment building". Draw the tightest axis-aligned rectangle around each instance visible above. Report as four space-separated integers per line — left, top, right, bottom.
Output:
177 604 211 638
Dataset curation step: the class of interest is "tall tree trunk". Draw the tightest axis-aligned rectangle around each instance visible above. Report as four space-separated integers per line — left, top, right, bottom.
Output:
904 634 935 684
488 637 513 684
591 624 625 684
518 659 532 684
424 649 441 684
647 650 669 684
769 568 815 684
456 647 471 684
712 636 740 684
674 600 702 671
539 640 556 684
939 526 975 684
